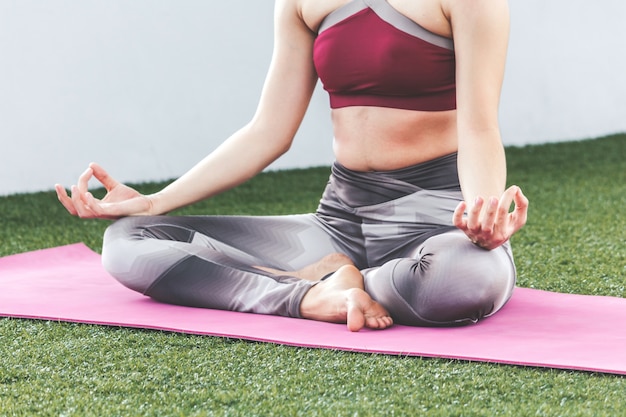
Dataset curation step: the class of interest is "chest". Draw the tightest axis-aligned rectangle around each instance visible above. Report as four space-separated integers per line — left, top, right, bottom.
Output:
300 0 451 38
311 0 457 112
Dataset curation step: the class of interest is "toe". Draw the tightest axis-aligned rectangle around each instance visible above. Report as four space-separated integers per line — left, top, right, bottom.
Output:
366 315 393 330
346 301 366 332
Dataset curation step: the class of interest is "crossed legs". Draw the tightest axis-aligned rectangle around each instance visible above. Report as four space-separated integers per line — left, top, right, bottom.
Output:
101 214 392 331
102 215 514 331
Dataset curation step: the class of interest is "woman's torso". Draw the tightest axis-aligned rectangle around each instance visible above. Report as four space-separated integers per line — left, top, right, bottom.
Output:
300 0 457 171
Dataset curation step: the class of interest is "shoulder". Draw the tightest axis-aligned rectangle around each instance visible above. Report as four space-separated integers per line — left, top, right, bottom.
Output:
279 0 341 34
442 0 510 36
441 0 509 16
275 0 319 37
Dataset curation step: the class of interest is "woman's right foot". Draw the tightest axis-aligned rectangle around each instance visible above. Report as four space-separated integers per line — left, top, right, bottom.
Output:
299 265 393 332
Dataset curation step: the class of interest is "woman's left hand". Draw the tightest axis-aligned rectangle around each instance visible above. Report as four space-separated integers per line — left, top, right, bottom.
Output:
453 185 529 250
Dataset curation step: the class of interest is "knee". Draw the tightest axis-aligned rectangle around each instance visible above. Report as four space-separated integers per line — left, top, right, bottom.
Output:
102 217 135 272
377 235 516 326
102 216 141 252
101 215 165 267
101 217 157 294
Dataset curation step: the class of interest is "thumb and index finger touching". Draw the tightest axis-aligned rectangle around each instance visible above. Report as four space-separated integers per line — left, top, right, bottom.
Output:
74 162 117 194
494 185 529 235
453 185 530 238
55 162 118 217
88 162 119 192
509 185 529 232
56 163 116 193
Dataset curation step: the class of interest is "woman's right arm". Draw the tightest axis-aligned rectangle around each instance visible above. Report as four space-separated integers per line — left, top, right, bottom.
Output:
57 0 318 218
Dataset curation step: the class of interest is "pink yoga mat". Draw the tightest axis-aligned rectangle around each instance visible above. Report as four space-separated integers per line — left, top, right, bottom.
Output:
1 243 625 375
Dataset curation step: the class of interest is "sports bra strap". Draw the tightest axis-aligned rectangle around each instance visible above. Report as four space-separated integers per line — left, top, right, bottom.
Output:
318 0 453 50
318 0 367 33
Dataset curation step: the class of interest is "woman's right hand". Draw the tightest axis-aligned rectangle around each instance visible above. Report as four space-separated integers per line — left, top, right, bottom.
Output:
55 163 154 220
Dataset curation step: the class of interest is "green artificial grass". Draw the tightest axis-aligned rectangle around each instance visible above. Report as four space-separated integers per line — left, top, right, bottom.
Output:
1 134 625 416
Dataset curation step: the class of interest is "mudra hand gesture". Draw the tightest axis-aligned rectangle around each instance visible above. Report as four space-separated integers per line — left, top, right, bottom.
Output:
55 163 153 220
453 185 529 250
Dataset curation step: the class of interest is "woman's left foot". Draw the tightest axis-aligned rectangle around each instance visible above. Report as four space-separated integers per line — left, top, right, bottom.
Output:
299 265 393 332
255 253 354 281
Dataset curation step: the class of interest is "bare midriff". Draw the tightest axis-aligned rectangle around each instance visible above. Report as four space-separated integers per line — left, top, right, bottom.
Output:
331 106 458 172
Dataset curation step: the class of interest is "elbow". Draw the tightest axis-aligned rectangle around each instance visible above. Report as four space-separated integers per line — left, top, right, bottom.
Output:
274 135 293 157
246 119 296 158
265 129 295 161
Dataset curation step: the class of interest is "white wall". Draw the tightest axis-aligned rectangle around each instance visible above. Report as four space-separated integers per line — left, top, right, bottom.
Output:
1 1 625 195
501 0 626 144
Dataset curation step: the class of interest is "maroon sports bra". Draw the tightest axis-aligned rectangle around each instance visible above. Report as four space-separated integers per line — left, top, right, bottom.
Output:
313 0 456 112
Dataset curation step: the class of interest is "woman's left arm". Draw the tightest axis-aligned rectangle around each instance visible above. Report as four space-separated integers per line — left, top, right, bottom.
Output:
445 0 528 250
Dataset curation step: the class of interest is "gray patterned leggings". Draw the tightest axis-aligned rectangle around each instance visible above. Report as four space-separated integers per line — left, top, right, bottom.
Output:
102 153 516 326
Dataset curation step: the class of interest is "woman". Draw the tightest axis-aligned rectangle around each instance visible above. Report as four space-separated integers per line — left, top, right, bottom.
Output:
56 0 528 332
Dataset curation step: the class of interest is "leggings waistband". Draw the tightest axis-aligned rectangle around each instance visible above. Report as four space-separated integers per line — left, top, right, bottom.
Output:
330 152 461 207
